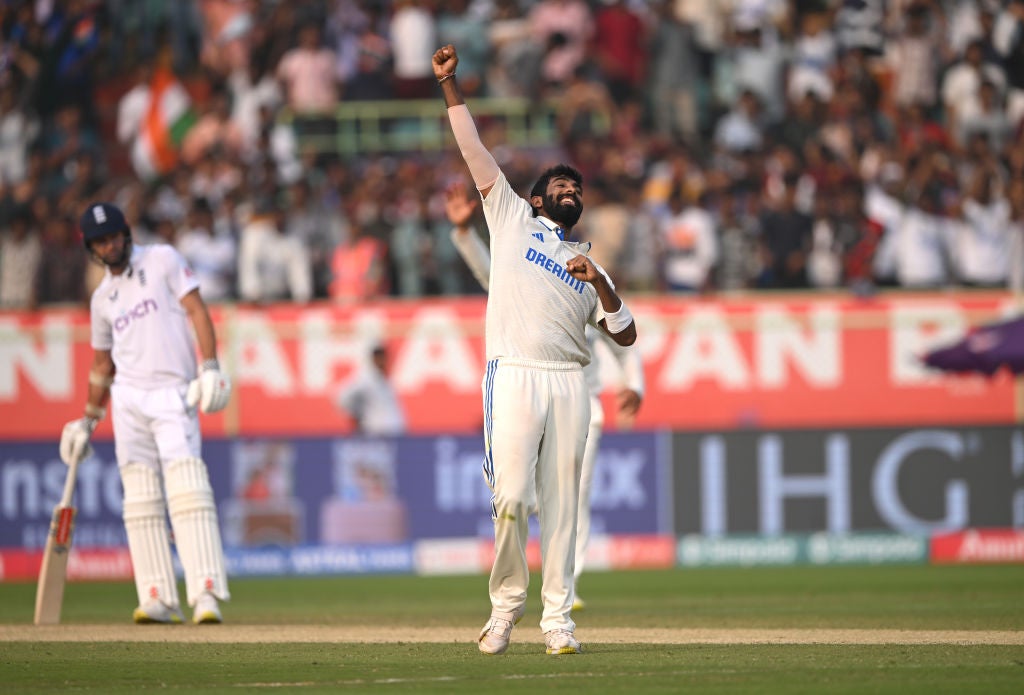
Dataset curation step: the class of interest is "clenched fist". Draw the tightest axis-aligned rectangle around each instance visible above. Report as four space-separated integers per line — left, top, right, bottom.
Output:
565 255 600 284
432 44 458 80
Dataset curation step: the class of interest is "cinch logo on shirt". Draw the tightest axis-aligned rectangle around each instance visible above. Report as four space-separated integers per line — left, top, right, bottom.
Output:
114 298 159 332
524 247 586 295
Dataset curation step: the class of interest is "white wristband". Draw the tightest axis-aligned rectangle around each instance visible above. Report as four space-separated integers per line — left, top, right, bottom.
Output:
603 302 634 334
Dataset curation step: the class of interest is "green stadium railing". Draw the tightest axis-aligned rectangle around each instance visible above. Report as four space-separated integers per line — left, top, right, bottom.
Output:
279 97 609 156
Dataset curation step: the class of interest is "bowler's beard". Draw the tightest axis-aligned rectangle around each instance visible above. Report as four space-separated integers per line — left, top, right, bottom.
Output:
542 192 583 229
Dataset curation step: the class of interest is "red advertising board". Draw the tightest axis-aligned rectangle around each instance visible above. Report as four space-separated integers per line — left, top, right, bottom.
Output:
0 292 1017 440
931 529 1024 564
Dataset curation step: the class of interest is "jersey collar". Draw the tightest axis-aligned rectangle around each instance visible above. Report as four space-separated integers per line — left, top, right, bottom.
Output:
536 216 568 241
536 216 590 254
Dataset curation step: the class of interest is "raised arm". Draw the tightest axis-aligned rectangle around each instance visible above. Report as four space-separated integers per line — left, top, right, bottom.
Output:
446 181 491 291
433 45 500 198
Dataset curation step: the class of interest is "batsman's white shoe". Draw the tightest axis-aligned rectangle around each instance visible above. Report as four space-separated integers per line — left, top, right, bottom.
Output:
193 592 222 625
477 605 525 655
544 628 582 655
132 599 184 625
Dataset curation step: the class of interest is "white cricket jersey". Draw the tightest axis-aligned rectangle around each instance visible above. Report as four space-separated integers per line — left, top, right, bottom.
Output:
481 171 607 366
90 244 201 389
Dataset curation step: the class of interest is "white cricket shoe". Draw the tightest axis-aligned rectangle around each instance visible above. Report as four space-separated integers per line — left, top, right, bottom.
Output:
544 628 582 655
132 599 184 624
477 605 525 655
193 592 223 624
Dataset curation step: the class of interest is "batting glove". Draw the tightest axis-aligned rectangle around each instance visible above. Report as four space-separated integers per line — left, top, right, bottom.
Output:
186 360 232 413
59 417 97 465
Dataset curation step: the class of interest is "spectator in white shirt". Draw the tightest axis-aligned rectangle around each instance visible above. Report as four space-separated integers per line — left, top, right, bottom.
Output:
714 89 764 153
0 83 39 186
334 344 407 436
176 198 236 302
1007 176 1024 293
389 0 437 99
942 39 1007 141
955 163 1012 287
659 185 718 292
237 199 313 304
896 182 953 288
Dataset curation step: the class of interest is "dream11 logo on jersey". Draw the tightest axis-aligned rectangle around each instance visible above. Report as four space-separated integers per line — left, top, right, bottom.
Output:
113 298 159 333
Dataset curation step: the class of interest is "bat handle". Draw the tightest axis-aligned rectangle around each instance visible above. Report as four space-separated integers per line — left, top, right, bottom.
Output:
59 453 83 508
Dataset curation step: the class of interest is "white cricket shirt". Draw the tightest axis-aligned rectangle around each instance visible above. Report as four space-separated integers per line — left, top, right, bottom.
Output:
90 244 201 389
481 171 607 366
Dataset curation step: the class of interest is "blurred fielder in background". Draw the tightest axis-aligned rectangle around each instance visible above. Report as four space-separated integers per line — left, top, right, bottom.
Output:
434 44 637 656
60 202 232 625
445 181 645 612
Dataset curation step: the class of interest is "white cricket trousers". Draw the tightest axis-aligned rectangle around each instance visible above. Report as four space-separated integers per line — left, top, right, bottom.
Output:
574 393 605 583
482 357 590 633
110 382 201 465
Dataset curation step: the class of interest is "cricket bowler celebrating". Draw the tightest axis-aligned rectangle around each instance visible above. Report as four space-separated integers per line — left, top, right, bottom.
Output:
433 44 637 656
59 202 232 624
446 182 645 613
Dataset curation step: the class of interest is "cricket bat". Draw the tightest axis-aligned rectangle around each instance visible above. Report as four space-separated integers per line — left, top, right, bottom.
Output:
33 451 83 625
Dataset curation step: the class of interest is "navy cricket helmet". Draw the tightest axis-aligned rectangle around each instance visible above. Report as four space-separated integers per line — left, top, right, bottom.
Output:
79 202 128 248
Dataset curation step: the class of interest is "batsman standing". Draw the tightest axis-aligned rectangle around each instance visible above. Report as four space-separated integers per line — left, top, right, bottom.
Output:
60 202 232 624
433 44 637 655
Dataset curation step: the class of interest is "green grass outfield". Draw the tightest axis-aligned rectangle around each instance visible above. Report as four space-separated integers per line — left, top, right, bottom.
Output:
1 565 1023 693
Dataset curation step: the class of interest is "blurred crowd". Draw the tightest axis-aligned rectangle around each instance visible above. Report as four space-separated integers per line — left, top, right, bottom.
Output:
1 0 1024 310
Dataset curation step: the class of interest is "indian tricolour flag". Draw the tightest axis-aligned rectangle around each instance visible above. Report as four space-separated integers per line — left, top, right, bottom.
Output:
130 69 197 181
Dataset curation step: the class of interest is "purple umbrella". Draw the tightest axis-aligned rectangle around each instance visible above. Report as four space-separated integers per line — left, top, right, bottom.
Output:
923 316 1024 376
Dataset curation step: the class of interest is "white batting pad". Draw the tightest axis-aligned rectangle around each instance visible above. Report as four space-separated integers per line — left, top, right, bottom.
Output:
165 457 230 605
120 463 179 609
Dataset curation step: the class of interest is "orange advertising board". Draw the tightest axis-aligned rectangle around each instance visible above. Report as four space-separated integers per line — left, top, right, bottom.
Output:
0 292 1017 441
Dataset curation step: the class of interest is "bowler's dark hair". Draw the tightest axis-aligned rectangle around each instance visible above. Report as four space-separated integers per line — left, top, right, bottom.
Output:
529 164 584 211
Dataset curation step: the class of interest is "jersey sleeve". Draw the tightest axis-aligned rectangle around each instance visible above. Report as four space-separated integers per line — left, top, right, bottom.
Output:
481 171 530 238
158 244 201 300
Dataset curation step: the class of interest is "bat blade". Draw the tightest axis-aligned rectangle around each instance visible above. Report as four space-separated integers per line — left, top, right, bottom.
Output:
33 506 77 625
34 450 83 626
